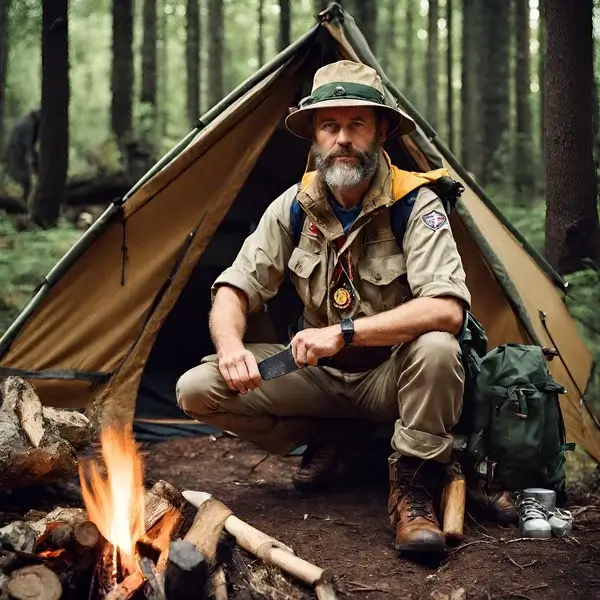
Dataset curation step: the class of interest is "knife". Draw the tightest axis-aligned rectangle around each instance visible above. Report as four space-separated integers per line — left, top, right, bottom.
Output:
257 346 332 380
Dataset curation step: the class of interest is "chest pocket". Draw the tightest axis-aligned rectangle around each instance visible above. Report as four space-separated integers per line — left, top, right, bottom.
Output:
287 247 327 312
357 253 412 311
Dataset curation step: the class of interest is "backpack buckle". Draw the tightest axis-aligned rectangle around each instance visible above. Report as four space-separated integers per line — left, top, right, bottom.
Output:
475 459 497 485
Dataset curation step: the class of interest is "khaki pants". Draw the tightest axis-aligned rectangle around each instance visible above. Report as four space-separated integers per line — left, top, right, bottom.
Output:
176 331 464 463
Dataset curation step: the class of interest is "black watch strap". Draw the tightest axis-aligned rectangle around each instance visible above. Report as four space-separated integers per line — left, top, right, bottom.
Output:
340 318 354 345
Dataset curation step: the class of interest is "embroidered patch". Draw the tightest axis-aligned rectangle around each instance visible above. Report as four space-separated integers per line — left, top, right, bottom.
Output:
421 210 448 231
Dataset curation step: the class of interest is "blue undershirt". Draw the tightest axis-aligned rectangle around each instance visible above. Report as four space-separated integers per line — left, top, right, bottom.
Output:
328 196 362 236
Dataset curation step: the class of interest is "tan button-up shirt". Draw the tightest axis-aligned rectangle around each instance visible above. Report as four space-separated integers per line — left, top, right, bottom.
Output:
212 154 471 328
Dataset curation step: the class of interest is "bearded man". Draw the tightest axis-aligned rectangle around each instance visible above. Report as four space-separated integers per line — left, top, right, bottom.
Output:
176 61 516 554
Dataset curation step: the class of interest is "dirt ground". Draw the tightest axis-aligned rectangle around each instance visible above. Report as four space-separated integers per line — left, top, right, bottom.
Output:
1 434 599 600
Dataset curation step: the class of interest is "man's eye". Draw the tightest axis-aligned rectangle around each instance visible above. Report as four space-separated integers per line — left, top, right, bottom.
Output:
323 123 337 131
351 122 364 128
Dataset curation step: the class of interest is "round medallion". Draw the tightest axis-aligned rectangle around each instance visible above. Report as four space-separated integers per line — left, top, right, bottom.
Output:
332 286 352 309
334 85 346 96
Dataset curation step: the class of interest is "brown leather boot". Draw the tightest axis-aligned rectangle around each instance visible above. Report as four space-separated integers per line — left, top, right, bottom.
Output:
292 442 343 491
388 453 446 553
467 478 517 524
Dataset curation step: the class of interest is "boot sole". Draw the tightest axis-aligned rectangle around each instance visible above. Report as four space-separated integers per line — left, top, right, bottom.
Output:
395 539 447 554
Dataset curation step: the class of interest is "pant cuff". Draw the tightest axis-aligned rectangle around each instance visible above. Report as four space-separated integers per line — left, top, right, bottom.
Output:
392 426 453 463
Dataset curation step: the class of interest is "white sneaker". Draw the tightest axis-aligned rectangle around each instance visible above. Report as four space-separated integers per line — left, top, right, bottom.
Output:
516 495 551 538
547 507 573 537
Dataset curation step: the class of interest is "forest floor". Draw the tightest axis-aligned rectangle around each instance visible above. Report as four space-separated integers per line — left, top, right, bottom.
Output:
1 434 599 600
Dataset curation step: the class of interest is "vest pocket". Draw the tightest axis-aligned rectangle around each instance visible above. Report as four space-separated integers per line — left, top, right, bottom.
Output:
357 253 411 310
287 247 326 311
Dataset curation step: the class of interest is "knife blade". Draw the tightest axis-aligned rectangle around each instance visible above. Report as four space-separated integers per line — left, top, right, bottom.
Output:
257 346 331 380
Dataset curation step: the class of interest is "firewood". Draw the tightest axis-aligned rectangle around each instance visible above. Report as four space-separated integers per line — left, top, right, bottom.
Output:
104 570 145 600
164 540 208 600
137 507 184 572
0 523 36 553
6 564 62 600
30 507 87 539
0 378 79 491
143 481 185 532
45 524 73 550
71 521 101 555
41 407 95 449
139 557 166 600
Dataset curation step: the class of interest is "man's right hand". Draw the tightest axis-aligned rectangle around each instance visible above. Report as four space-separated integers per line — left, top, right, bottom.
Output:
216 345 262 394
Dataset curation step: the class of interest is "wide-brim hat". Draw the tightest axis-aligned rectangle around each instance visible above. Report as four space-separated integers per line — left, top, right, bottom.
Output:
285 60 416 140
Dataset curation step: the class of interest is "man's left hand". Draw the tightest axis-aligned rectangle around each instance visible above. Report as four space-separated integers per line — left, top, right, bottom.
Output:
291 325 345 368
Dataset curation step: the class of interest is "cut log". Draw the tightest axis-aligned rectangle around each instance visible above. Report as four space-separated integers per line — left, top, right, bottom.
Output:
0 378 78 490
164 540 208 600
7 564 62 600
144 481 185 532
0 522 36 553
137 507 184 572
41 408 95 449
30 507 87 539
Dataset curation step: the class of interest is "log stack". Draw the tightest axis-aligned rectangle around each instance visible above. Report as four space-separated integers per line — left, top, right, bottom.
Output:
0 377 95 491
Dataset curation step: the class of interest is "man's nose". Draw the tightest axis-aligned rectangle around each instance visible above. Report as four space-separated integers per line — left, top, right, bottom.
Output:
336 126 352 146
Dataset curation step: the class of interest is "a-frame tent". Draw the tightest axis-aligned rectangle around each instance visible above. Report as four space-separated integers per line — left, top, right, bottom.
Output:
1 3 599 461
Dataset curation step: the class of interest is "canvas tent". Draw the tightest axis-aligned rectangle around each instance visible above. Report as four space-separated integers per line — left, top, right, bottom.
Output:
1 3 599 461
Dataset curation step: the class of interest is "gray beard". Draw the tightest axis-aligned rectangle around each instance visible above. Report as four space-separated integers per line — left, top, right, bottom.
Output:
311 143 380 191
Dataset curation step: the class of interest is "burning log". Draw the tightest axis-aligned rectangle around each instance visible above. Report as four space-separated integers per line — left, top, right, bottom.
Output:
6 564 62 600
104 570 145 600
163 540 208 600
139 557 166 600
143 481 185 532
30 507 87 541
0 378 93 491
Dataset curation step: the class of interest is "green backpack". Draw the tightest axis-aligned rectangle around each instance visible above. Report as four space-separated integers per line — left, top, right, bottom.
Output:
456 313 575 495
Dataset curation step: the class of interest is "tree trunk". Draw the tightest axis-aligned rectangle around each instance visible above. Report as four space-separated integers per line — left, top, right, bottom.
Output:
380 0 397 79
538 0 546 165
514 0 534 204
544 0 600 275
141 0 158 108
427 0 439 130
479 0 510 186
31 0 69 229
257 0 265 67
405 0 415 100
354 0 377 54
460 0 480 173
0 0 11 155
279 0 291 52
208 0 224 108
186 0 200 126
159 0 169 137
110 0 134 154
446 0 454 151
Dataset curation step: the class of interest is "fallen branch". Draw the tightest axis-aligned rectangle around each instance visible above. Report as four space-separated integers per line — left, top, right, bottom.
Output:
504 552 537 569
448 540 494 555
345 581 391 594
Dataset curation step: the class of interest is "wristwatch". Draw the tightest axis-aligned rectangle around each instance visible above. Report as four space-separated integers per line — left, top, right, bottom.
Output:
340 318 354 345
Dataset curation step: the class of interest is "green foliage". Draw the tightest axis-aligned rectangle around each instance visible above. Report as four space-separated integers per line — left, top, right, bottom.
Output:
0 218 81 335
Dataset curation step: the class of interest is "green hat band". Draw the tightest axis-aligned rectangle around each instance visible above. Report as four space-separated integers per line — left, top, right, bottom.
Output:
298 82 385 108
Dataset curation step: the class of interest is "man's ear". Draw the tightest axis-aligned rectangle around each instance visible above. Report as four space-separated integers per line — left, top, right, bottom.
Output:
377 117 390 143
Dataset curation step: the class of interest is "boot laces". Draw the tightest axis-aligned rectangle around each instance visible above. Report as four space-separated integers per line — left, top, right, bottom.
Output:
399 469 435 520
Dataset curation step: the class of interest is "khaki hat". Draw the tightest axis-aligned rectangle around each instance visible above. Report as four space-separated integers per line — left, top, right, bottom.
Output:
285 60 416 140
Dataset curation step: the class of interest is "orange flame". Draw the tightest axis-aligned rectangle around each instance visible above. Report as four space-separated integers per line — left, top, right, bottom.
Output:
78 424 145 575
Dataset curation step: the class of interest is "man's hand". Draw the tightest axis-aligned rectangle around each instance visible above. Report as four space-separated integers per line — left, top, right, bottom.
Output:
291 325 345 368
216 344 262 394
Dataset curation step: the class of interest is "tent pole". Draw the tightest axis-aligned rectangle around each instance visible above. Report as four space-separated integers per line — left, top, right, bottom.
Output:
0 24 321 359
379 76 567 291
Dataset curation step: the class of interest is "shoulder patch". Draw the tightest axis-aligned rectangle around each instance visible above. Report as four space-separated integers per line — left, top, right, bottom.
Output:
421 209 448 231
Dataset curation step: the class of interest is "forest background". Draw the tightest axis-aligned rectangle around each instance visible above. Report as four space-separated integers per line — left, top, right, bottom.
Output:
1 0 600 426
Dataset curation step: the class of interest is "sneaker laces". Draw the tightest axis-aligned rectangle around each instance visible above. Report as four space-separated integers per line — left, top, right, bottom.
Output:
516 494 573 523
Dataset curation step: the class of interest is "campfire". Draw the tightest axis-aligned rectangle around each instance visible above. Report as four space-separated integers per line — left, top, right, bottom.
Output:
0 377 338 600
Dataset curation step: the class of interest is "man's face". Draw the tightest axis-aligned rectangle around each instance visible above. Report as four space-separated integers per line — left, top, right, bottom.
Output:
310 106 385 190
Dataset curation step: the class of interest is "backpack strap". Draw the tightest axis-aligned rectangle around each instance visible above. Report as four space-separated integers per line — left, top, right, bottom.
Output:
290 182 306 246
389 188 420 250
